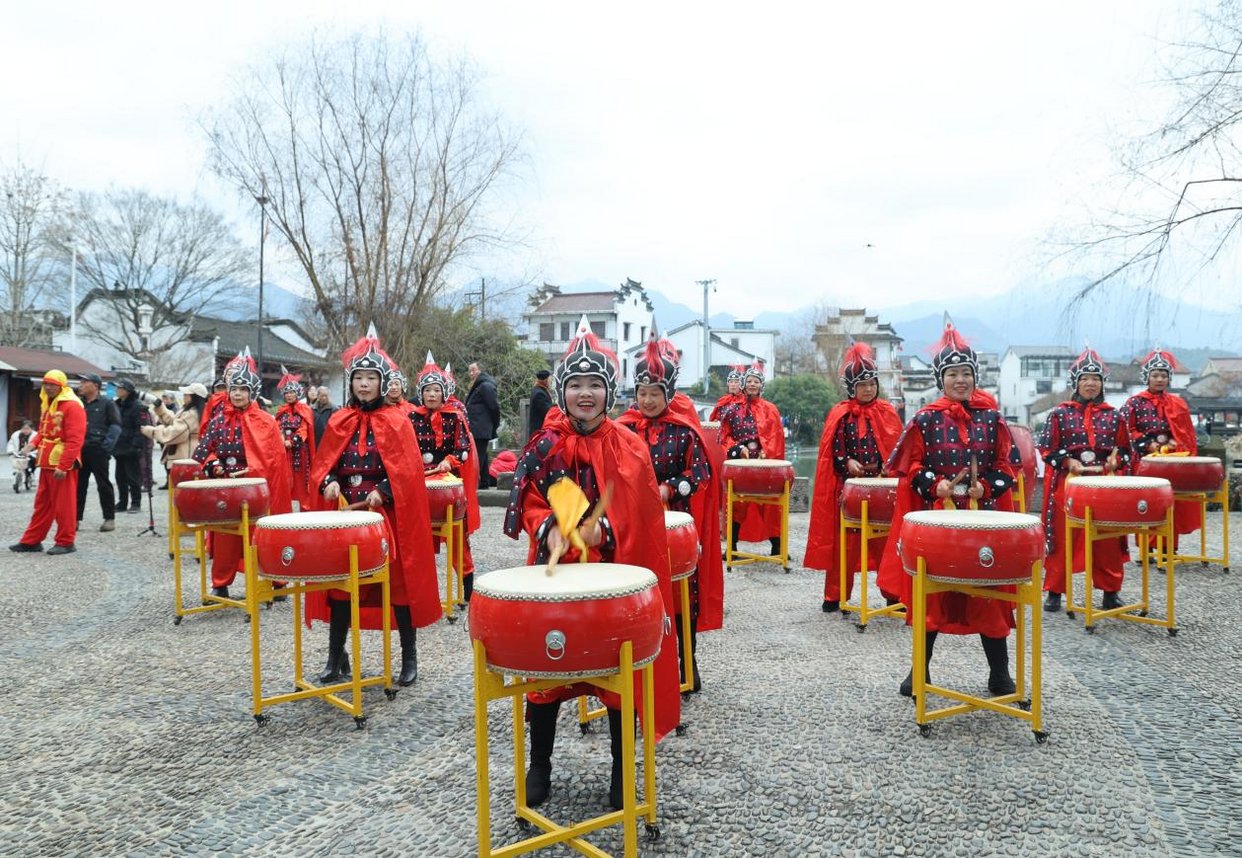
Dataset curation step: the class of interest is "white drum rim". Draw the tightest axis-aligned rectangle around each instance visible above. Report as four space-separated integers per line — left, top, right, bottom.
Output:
178 477 269 489
170 458 200 466
670 568 697 581
903 566 1033 586
255 510 385 529
900 509 1041 531
844 477 898 487
1068 476 1172 490
256 562 387 583
486 650 659 680
475 563 659 602
425 479 465 489
1139 455 1223 465
723 459 793 468
664 511 695 529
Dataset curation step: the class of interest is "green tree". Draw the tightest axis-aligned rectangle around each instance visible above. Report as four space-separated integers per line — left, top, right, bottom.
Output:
765 374 839 446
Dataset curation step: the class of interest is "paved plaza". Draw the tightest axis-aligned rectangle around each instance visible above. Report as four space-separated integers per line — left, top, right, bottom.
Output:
1 480 1239 857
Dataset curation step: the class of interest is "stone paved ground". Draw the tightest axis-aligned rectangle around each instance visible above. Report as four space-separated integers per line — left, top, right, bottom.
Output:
1 476 1239 857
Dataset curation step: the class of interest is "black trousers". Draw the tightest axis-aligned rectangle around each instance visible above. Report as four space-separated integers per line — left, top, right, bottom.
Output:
114 454 141 510
474 436 492 489
76 446 116 521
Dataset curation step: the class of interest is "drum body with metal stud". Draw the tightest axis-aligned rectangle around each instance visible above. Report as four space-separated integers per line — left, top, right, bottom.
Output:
841 477 898 524
425 475 467 522
899 509 1044 585
168 458 201 488
253 511 388 582
665 511 699 580
723 459 795 496
701 421 721 445
1065 475 1174 527
469 563 664 678
174 477 270 524
1008 424 1039 510
1135 455 1225 494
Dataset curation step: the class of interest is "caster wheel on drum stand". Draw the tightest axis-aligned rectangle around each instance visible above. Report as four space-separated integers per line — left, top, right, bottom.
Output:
354 716 368 730
1065 611 1075 620
1033 731 1049 745
173 616 183 626
579 723 591 736
645 823 662 841
168 552 174 560
1017 700 1031 712
855 623 867 634
384 689 399 701
1168 628 1179 637
446 614 458 624
1139 610 1148 618
783 566 791 574
254 714 270 727
918 724 932 738
681 691 692 702
1085 625 1096 635
516 817 532 833
675 723 688 737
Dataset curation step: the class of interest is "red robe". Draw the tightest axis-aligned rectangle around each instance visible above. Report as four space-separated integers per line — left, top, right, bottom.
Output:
803 398 902 599
1125 389 1201 538
617 397 725 632
306 404 440 630
444 396 482 533
509 411 681 742
876 392 1019 638
721 396 786 541
276 400 316 511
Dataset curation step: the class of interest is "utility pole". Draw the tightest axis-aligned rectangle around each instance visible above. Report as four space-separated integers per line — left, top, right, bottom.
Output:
255 194 269 390
465 278 487 321
696 279 717 394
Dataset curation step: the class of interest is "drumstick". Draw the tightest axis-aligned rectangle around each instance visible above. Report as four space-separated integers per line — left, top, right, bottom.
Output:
946 469 969 489
1104 447 1120 474
547 483 614 577
342 500 371 511
545 541 567 577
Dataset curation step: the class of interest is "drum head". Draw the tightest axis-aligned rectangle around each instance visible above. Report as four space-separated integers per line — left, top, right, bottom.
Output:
477 563 657 601
1070 475 1171 490
170 458 200 467
844 477 898 488
256 510 384 530
178 477 268 490
426 475 464 486
1141 455 1221 465
664 511 694 529
902 509 1040 530
725 459 793 469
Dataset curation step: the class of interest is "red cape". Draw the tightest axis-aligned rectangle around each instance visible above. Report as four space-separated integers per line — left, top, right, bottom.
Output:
525 410 681 742
443 396 481 532
306 403 440 629
200 391 227 436
1131 390 1197 453
709 393 741 422
617 397 725 632
276 400 317 461
217 403 293 516
803 398 902 571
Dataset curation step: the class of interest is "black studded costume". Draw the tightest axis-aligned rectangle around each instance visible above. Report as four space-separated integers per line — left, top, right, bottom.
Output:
319 399 392 504
409 407 471 473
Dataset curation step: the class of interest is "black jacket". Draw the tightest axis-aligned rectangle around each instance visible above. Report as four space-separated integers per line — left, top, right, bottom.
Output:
465 373 501 441
82 395 122 452
528 384 552 441
114 395 145 458
313 404 338 446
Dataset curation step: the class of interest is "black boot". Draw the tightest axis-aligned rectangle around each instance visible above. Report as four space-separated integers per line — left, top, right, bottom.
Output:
526 701 559 807
395 605 418 687
318 598 350 683
1044 592 1062 612
1101 590 1122 609
822 600 840 613
729 522 741 554
607 707 625 811
689 619 702 692
769 537 782 557
981 634 1016 695
900 631 937 697
675 614 689 687
463 572 474 603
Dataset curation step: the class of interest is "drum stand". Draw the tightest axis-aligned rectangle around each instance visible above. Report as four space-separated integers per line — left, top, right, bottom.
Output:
439 507 468 622
910 556 1046 743
250 546 396 729
1152 477 1231 573
724 478 791 572
1064 506 1179 636
171 502 272 625
838 501 904 632
473 639 660 858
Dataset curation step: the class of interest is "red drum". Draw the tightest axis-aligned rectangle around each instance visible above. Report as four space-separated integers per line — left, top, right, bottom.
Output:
665 511 700 581
841 477 898 524
723 459 795 496
470 563 665 678
899 509 1044 586
425 475 467 522
1065 475 1174 528
1008 424 1038 511
174 477 270 524
254 511 389 582
1135 455 1225 494
168 458 201 488
701 421 722 444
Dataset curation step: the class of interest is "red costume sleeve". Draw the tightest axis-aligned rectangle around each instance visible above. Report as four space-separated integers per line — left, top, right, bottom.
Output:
755 398 785 459
803 402 851 572
57 400 87 471
445 399 481 532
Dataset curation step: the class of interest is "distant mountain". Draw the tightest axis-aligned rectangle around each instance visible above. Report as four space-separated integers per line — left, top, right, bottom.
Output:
206 279 310 322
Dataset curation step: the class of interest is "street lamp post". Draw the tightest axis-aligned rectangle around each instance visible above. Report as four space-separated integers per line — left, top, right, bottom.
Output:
255 194 269 392
696 279 717 394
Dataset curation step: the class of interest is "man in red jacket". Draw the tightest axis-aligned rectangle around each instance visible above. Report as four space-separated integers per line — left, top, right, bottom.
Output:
11 370 87 555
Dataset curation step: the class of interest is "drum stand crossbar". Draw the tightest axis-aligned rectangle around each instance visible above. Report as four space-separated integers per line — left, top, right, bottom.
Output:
838 501 904 631
251 545 395 729
473 640 659 858
439 507 468 622
1064 507 1179 636
1151 478 1231 573
724 479 791 572
171 502 274 625
911 556 1046 743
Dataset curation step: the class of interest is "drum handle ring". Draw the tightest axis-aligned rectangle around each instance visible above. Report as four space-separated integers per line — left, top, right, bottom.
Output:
1137 500 1148 514
216 500 228 511
545 630 566 661
663 615 672 636
281 547 295 567
978 547 995 568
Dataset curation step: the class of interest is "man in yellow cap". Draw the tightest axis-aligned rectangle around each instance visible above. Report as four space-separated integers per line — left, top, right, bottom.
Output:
10 370 88 554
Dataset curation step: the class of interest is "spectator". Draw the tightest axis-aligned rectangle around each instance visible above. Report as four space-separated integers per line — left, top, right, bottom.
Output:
312 385 337 446
75 374 121 531
528 368 552 441
465 361 500 488
8 419 36 487
143 383 207 488
113 379 145 513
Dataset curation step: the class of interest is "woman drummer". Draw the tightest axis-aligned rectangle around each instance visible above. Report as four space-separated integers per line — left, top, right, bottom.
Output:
1038 346 1133 612
876 322 1020 697
503 317 680 811
308 326 438 687
709 365 744 422
804 341 903 613
616 336 723 693
275 367 316 512
410 351 481 601
718 361 786 555
384 370 416 414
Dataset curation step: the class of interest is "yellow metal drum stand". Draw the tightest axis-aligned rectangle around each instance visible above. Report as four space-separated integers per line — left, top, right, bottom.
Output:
911 555 1046 743
1153 475 1231 573
724 476 791 572
838 499 904 632
171 501 272 625
439 504 468 622
474 639 659 858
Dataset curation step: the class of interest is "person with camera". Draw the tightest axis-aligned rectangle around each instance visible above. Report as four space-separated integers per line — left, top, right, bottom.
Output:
75 374 122 530
112 380 147 513
144 383 208 489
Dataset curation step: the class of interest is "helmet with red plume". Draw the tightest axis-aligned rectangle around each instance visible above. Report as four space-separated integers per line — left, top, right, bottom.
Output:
341 323 398 390
276 364 304 396
1068 343 1108 386
931 318 978 390
552 314 620 411
226 347 261 394
1139 347 1175 384
742 360 766 390
634 334 679 399
840 340 879 397
418 350 450 397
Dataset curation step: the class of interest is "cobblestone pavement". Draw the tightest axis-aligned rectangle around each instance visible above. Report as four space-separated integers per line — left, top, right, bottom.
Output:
1 480 1238 857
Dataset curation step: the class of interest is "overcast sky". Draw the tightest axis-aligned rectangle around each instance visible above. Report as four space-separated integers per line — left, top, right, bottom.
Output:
3 0 1200 315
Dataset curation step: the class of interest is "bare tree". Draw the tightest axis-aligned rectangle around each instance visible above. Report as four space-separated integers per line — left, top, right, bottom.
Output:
777 301 838 381
0 161 66 346
1057 2 1242 304
70 187 250 360
203 30 525 356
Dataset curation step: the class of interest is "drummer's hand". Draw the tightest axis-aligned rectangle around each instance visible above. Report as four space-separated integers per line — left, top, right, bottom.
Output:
968 480 984 501
365 489 384 508
659 484 672 503
323 482 341 502
738 447 750 459
284 438 292 448
846 459 864 478
546 527 567 555
53 469 67 481
579 520 603 548
1067 458 1083 475
935 479 953 499
1147 441 1159 454
1106 455 1119 473
757 450 767 459
435 460 452 475
211 464 225 478
1165 440 1177 451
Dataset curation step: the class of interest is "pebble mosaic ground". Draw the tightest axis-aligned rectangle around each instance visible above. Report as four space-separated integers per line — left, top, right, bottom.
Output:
0 481 1238 856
